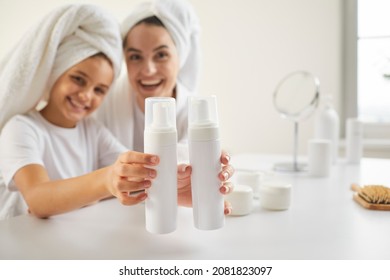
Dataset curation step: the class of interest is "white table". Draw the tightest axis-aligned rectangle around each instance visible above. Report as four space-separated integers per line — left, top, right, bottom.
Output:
1 154 389 260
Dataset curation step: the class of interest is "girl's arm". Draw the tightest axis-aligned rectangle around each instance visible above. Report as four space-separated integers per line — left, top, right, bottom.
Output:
14 151 159 218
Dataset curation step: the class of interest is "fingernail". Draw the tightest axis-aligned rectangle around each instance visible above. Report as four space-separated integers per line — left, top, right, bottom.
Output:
225 154 230 163
223 172 229 180
224 185 230 193
181 165 188 173
150 156 158 164
143 180 151 188
220 185 229 194
224 207 232 215
149 170 157 178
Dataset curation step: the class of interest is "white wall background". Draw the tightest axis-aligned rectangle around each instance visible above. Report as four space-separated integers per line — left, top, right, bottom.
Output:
0 0 342 157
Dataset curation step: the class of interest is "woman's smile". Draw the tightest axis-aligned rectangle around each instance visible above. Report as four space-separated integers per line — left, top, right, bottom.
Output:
139 79 163 91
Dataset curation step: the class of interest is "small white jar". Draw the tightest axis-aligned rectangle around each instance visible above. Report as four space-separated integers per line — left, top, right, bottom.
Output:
225 185 253 216
308 139 332 177
234 170 263 199
259 181 291 210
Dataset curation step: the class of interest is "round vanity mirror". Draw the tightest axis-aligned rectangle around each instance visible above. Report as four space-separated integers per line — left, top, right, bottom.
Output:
273 71 320 172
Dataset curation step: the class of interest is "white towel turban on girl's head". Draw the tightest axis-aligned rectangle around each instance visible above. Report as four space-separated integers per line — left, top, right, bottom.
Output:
0 4 122 130
121 0 201 94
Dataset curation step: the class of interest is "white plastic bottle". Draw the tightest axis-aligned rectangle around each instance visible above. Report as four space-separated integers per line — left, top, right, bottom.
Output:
346 118 363 164
144 97 178 234
188 95 224 230
314 95 340 164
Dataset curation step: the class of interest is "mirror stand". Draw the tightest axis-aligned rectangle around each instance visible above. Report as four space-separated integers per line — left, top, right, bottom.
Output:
273 122 307 172
272 70 319 173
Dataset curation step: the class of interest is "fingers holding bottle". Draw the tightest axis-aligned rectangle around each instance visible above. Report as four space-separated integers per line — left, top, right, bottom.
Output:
107 151 159 205
219 150 235 215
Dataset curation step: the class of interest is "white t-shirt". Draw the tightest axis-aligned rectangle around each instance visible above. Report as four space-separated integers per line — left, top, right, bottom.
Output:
0 110 127 219
133 98 145 153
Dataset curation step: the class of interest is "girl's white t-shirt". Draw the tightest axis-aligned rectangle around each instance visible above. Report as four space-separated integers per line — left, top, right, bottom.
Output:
0 110 126 219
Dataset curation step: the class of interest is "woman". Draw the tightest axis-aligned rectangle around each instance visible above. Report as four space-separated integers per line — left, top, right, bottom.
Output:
96 0 200 161
95 0 234 209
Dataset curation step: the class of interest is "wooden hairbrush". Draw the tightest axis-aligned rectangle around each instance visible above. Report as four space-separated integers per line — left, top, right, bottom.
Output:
351 183 390 210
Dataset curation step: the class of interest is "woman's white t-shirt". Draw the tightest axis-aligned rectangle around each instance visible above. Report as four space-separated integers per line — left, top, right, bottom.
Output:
0 110 126 219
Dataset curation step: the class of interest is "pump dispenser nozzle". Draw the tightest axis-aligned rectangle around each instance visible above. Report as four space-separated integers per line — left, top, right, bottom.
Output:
152 102 170 128
193 99 211 124
189 96 218 128
145 97 176 132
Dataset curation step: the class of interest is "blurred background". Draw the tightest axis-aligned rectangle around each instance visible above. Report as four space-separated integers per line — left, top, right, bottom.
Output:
1 0 388 158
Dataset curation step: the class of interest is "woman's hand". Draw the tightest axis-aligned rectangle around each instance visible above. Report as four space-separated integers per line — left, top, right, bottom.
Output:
106 151 159 205
177 150 234 214
177 164 192 207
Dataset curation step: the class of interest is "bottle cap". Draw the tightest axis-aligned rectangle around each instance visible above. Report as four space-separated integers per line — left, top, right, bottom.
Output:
188 95 219 128
145 97 176 132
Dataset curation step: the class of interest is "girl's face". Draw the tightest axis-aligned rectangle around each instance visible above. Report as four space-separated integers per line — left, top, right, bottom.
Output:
41 55 114 128
124 23 180 111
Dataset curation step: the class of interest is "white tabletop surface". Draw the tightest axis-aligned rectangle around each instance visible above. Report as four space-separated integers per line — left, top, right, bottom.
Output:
1 154 389 260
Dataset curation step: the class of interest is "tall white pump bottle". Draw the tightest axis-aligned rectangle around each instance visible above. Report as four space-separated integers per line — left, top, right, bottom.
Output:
314 95 340 163
144 97 178 234
188 95 224 230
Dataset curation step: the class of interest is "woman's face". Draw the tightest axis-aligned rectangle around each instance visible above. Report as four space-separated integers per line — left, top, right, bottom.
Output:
124 23 180 111
41 55 114 128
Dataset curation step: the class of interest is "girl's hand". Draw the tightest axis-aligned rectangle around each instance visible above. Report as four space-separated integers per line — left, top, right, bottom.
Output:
107 151 159 205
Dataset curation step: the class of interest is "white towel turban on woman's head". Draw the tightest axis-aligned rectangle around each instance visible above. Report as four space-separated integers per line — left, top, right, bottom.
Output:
0 4 122 130
121 0 201 94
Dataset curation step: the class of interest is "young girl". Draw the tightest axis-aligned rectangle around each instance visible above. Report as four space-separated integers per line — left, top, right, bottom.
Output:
0 4 155 219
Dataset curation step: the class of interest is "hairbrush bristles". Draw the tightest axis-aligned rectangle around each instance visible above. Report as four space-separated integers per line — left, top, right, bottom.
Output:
358 185 390 204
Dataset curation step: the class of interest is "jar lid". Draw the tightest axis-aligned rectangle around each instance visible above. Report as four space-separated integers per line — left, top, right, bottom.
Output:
260 181 292 194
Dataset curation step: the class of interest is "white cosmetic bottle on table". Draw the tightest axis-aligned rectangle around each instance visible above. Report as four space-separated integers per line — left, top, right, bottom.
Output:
144 97 178 234
188 95 224 230
346 118 363 164
314 95 340 164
